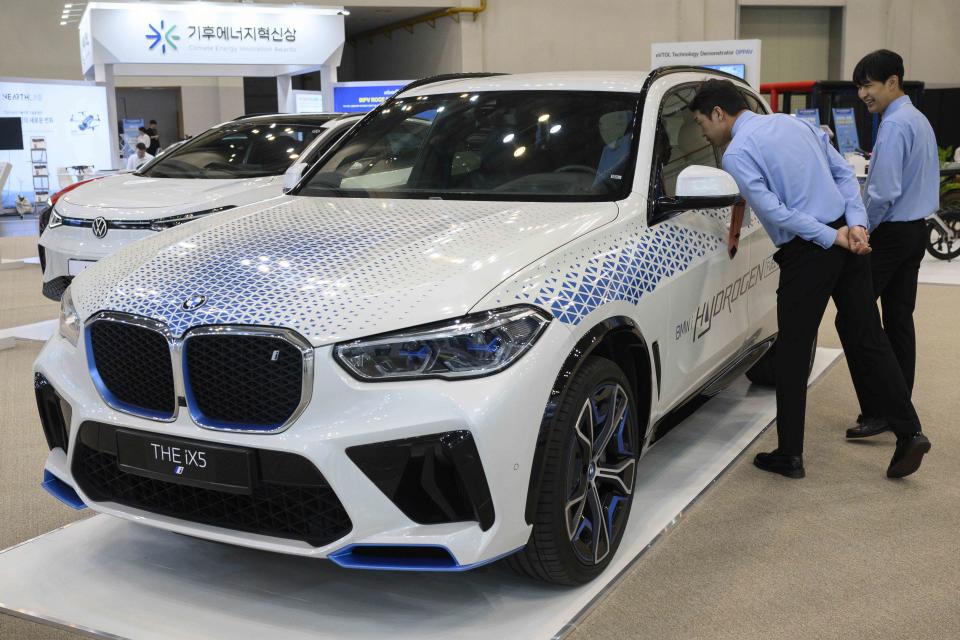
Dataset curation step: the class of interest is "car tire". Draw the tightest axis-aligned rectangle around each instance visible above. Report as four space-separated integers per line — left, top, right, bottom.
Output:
509 356 640 585
745 337 817 386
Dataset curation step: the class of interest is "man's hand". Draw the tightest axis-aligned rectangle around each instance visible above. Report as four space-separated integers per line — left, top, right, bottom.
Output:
834 225 851 250
848 225 872 255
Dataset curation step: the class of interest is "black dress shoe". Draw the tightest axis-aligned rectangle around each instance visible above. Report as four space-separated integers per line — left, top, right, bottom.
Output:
846 416 891 439
754 451 805 479
887 433 931 479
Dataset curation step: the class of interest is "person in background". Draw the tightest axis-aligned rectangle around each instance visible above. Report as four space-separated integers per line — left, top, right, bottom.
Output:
146 119 161 156
125 142 153 171
688 79 930 480
842 49 940 439
136 126 151 150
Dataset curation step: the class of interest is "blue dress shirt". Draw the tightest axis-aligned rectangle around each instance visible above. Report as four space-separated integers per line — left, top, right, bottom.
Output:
722 111 868 249
864 95 940 229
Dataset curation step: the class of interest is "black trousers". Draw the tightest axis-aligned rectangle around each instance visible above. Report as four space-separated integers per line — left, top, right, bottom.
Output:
773 225 921 456
838 219 927 417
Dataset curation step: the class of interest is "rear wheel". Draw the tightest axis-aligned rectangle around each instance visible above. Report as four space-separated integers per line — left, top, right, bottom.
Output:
926 202 960 261
510 357 640 585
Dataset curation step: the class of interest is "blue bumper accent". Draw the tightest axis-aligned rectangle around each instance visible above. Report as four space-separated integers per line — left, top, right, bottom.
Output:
329 544 523 573
41 470 86 510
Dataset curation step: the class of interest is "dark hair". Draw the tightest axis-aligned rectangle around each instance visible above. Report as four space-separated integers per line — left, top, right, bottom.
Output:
689 79 749 116
138 126 147 133
853 49 904 88
136 142 147 151
149 120 157 125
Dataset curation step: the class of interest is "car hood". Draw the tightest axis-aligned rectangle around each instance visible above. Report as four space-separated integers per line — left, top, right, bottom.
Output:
59 173 281 220
71 196 619 346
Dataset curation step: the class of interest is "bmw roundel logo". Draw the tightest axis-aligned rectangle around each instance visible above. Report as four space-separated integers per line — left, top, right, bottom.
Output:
182 294 207 310
92 217 108 239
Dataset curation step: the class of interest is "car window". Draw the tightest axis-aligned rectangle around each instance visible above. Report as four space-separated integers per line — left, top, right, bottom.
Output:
741 90 768 115
299 90 642 202
140 119 335 179
649 85 722 214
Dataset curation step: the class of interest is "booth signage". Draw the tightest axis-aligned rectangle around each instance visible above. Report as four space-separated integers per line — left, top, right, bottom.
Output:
651 39 761 89
79 2 345 74
333 82 409 113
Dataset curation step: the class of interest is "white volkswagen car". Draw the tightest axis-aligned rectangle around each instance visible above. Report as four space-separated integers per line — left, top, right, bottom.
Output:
34 68 779 585
38 113 361 300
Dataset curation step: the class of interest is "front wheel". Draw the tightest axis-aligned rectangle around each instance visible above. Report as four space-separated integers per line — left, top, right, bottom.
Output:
509 357 640 585
926 208 960 261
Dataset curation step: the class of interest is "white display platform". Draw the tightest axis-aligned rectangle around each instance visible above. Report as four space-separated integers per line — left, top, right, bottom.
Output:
0 319 57 342
918 253 960 286
0 350 842 640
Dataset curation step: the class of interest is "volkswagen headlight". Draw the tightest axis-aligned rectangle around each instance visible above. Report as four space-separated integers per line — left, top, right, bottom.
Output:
335 306 551 381
150 205 234 232
59 287 81 346
48 207 63 229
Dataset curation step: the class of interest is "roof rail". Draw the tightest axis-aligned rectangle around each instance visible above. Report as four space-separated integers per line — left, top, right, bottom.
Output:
392 72 509 97
645 65 750 86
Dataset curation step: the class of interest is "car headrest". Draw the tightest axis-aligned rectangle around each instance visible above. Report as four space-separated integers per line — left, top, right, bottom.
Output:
599 110 632 146
677 119 706 154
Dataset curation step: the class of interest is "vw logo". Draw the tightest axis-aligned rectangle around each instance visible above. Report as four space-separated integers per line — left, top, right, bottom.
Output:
181 294 206 310
92 217 108 239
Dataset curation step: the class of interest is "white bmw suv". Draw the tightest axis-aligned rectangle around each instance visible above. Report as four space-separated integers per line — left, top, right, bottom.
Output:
34 68 778 584
38 113 361 300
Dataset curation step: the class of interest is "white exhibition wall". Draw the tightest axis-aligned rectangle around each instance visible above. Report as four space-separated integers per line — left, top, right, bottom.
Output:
0 80 113 207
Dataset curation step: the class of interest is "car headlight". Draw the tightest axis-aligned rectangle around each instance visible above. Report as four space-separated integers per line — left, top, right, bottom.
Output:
150 205 234 232
48 207 63 229
335 306 551 381
58 287 82 346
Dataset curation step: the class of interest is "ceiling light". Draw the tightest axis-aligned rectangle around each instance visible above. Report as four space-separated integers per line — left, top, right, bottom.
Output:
502 133 515 143
60 21 67 25
513 146 526 158
538 114 550 122
549 124 562 134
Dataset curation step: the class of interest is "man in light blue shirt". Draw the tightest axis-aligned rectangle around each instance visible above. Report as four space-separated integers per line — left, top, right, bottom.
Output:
689 79 930 480
844 50 940 440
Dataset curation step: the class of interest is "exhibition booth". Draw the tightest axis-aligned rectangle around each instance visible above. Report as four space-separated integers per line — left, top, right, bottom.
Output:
0 3 958 639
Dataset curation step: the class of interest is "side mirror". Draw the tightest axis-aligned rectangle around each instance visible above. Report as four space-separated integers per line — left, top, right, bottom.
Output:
654 165 740 217
675 165 739 199
282 162 307 194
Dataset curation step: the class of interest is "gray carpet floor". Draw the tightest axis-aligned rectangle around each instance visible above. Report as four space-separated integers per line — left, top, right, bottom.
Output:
1 259 957 639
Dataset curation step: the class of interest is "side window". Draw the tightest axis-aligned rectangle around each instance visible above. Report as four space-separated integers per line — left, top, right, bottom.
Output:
741 90 768 115
649 85 721 214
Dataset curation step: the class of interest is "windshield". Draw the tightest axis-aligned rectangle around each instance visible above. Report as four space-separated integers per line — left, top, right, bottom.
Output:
298 91 641 201
141 118 335 179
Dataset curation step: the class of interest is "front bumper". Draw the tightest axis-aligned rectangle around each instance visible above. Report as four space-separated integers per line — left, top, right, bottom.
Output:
39 225 155 290
34 319 573 568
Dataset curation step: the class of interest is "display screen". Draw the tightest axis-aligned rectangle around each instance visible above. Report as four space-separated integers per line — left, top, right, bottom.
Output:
333 84 408 113
0 117 24 150
703 64 746 79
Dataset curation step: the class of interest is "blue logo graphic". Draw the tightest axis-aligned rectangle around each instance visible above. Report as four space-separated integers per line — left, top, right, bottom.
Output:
146 20 180 54
174 466 185 475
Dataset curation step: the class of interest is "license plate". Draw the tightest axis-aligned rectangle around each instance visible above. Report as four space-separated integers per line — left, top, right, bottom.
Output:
68 259 96 276
115 430 252 494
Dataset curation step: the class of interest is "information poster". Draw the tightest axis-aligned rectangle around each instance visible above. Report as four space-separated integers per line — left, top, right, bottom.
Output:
0 80 111 206
832 108 860 154
293 91 324 114
122 118 144 158
795 108 821 128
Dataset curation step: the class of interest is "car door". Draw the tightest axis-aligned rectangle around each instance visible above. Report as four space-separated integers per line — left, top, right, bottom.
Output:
646 83 752 409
